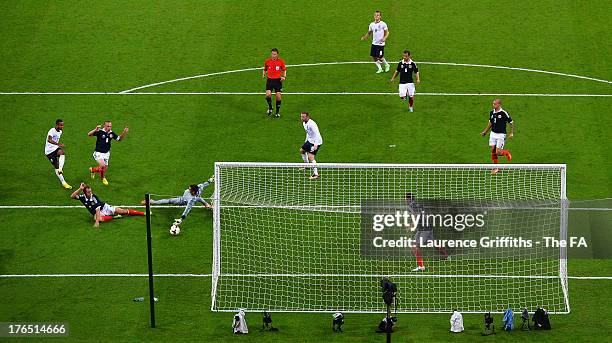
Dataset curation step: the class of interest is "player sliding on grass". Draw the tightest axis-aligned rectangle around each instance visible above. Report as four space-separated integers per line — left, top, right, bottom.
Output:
44 119 72 189
361 10 390 74
142 177 214 225
480 99 514 174
71 183 144 228
299 112 323 180
390 50 420 112
88 121 129 186
406 193 449 272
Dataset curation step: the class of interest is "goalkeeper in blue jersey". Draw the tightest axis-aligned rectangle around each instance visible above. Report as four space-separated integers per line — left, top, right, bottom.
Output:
142 176 214 224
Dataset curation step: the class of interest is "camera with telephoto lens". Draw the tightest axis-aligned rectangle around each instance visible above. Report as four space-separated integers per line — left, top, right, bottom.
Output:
380 277 397 306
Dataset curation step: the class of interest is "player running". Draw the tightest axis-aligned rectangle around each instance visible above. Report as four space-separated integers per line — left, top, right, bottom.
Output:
44 119 72 189
263 48 286 118
141 177 214 225
480 99 514 174
299 112 323 180
71 183 144 228
88 121 129 185
405 193 449 272
361 10 390 74
390 50 420 112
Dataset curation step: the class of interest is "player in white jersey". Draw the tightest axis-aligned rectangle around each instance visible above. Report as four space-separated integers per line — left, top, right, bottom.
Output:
44 119 72 189
299 112 323 180
361 10 390 73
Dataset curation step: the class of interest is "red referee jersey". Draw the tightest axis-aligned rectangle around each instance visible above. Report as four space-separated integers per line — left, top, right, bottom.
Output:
264 58 286 79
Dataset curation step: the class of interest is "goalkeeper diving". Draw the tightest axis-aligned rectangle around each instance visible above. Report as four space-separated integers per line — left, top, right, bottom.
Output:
142 176 214 225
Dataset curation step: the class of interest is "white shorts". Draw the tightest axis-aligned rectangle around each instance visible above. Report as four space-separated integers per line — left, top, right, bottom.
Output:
399 83 415 98
489 132 506 149
93 151 110 165
100 203 116 216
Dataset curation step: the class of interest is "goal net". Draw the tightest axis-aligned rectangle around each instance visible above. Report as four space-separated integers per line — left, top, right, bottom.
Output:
211 163 569 313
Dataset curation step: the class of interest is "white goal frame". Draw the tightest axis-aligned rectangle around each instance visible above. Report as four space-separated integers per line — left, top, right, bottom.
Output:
211 162 569 314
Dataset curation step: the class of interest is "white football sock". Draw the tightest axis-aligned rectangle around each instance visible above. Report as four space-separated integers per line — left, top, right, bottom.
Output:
381 58 389 67
58 154 65 169
301 153 309 163
311 160 318 175
375 60 382 70
55 170 66 183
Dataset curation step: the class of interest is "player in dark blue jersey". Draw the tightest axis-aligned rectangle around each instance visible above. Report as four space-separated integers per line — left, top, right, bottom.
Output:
87 121 129 185
71 182 143 227
480 99 514 174
390 50 420 112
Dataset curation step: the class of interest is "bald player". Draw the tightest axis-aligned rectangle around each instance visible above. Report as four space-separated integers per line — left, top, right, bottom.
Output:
480 99 514 174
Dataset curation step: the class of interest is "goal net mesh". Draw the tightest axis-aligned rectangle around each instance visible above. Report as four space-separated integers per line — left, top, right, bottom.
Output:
211 163 569 313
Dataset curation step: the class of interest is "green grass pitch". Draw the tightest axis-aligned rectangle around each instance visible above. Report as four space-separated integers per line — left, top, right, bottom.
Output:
1 0 611 341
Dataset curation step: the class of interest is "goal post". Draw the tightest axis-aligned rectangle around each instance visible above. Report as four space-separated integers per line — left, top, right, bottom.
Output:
211 162 569 314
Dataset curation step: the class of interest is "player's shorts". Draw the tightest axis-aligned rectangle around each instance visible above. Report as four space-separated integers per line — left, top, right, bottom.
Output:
301 141 321 156
399 83 416 97
45 147 61 166
266 78 283 93
93 151 111 165
414 230 434 246
488 132 506 149
100 203 116 216
370 44 385 58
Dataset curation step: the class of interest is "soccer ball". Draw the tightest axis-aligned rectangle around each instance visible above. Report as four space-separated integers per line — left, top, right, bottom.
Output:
169 225 181 236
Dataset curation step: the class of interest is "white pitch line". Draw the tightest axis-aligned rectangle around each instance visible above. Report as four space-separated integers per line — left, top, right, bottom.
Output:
0 205 189 209
0 205 609 211
0 273 211 278
1 60 611 95
118 60 612 93
1 92 611 97
0 273 609 280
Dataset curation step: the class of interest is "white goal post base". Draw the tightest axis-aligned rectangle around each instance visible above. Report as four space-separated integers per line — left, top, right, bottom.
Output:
211 163 569 314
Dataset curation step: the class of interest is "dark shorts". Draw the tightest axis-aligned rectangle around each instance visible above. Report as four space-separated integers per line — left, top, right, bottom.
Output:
301 141 321 155
414 230 434 246
45 148 61 166
266 78 283 93
370 44 385 58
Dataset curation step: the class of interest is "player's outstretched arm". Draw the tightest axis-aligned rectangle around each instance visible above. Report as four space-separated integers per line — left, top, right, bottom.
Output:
481 122 492 136
196 197 212 209
93 208 101 228
118 126 129 140
390 70 399 82
196 176 214 192
87 125 101 137
70 183 85 199
180 198 197 220
361 30 372 41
